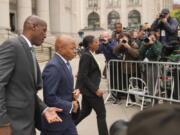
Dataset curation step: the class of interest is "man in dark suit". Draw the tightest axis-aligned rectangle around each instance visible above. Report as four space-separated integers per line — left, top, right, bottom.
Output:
42 35 80 135
0 16 62 135
75 35 108 135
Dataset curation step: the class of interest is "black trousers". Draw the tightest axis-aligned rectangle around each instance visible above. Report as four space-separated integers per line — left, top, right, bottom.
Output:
75 95 108 135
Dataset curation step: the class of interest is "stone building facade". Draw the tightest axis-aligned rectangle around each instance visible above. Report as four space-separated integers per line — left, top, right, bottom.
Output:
0 0 173 37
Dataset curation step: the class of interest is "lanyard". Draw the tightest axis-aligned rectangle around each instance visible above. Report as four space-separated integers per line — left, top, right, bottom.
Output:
145 46 152 57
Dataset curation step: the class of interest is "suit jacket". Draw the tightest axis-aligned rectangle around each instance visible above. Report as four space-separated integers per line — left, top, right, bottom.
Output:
42 54 79 131
0 36 47 135
76 49 101 97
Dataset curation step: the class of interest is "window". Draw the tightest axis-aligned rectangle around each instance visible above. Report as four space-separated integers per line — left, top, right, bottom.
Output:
108 0 113 6
88 12 100 29
129 0 140 5
128 10 141 28
108 11 120 30
88 0 93 7
94 0 98 7
108 0 120 7
129 0 133 5
88 0 98 8
114 0 120 6
134 0 139 5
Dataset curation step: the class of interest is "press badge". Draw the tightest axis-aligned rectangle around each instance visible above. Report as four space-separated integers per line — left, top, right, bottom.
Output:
143 58 149 62
161 30 166 37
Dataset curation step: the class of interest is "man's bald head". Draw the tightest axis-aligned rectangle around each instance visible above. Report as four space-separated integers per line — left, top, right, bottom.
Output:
55 35 76 61
55 35 75 51
23 15 46 33
100 32 110 39
22 15 47 46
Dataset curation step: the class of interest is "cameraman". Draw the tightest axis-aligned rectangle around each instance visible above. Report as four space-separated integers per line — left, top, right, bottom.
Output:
96 32 118 78
113 33 140 102
151 8 178 57
96 32 120 103
96 32 118 63
139 31 162 97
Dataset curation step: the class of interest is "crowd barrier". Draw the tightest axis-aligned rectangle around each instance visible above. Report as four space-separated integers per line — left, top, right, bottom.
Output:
105 59 180 110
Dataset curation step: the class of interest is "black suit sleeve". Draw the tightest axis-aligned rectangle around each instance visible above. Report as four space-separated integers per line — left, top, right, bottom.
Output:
0 40 16 126
78 54 98 94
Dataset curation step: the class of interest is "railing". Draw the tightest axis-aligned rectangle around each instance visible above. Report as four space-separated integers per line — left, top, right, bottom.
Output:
105 59 180 110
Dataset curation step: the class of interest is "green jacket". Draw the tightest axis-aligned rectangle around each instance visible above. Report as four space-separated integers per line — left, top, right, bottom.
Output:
139 40 162 61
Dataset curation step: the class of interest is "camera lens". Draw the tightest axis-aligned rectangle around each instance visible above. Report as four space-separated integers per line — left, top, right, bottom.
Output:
160 14 166 19
122 40 127 44
144 38 150 43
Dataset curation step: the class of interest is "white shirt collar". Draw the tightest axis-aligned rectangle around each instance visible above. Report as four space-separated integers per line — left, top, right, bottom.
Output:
55 52 68 64
21 34 32 48
89 50 94 55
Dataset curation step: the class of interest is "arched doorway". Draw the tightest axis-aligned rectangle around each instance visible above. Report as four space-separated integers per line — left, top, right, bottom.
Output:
108 11 120 30
88 12 100 30
128 10 141 28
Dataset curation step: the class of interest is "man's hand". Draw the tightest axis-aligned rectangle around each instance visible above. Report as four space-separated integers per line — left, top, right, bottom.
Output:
161 18 167 23
44 107 63 124
73 89 80 101
118 40 123 46
104 38 109 44
123 43 131 49
72 101 79 113
96 89 103 97
0 124 11 135
156 13 160 19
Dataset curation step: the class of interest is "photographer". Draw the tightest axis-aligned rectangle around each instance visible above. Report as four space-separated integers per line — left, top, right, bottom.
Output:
96 32 119 103
96 32 118 62
112 23 123 42
113 33 140 102
139 31 162 97
95 32 118 77
151 8 178 57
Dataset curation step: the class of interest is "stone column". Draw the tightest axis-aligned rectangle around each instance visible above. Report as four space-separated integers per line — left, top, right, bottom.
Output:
17 0 32 33
49 0 60 35
121 0 128 27
37 0 50 33
0 0 10 34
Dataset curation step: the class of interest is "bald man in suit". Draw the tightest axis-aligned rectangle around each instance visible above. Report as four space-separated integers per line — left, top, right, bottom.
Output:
0 16 62 135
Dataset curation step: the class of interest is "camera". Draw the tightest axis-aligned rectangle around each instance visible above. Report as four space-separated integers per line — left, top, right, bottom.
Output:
122 39 127 44
160 13 166 19
99 38 106 44
143 37 150 43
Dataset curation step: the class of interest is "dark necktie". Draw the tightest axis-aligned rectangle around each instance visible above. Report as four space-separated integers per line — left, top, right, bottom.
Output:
30 47 37 83
66 61 72 75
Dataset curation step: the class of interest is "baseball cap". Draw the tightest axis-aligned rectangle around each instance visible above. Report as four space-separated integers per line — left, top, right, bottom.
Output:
127 104 180 135
161 8 170 14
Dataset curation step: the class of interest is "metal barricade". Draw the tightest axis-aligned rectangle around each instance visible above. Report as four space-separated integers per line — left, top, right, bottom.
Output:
105 59 180 110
